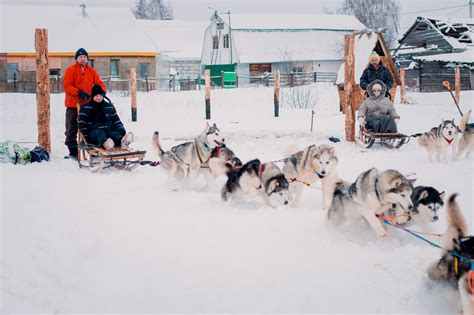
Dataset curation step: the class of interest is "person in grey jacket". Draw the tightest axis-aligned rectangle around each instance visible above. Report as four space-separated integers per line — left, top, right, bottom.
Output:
358 80 400 133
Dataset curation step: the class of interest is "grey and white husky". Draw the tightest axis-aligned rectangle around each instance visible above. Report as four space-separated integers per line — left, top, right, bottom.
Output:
152 123 224 190
427 194 473 315
282 144 342 208
418 119 459 162
455 109 474 160
221 159 290 207
387 186 445 226
327 168 415 237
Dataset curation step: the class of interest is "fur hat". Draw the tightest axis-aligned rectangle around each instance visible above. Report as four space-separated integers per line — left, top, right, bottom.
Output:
75 48 88 60
91 84 106 98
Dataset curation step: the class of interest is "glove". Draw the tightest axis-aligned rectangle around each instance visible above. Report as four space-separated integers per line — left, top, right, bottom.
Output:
358 117 366 127
395 118 400 125
78 90 90 100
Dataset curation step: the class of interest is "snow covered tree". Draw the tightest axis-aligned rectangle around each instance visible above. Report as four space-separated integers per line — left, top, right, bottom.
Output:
338 0 400 47
133 0 173 20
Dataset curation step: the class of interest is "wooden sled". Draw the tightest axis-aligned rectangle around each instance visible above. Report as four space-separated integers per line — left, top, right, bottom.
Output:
358 126 410 149
77 131 146 172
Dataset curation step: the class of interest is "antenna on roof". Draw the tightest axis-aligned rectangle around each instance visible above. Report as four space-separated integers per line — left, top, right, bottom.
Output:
80 3 88 18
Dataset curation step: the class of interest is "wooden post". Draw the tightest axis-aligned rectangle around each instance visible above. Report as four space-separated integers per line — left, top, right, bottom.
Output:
454 67 461 105
130 67 137 122
205 69 211 120
274 70 280 117
344 34 355 142
400 68 408 104
35 28 51 153
221 70 225 88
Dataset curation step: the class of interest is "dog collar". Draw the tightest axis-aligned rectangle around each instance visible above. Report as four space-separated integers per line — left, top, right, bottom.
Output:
443 136 454 145
258 163 266 179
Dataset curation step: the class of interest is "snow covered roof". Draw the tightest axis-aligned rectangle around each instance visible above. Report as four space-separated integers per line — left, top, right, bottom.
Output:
229 14 366 31
0 4 157 55
138 20 208 59
233 30 346 63
413 48 474 64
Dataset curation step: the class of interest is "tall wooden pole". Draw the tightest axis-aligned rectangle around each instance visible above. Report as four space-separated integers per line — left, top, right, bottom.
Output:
205 69 211 120
35 28 51 153
454 67 461 106
400 68 408 104
274 70 280 117
344 34 355 142
130 67 137 122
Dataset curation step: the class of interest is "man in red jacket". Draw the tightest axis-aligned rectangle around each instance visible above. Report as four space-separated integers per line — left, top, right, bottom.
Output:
63 48 106 158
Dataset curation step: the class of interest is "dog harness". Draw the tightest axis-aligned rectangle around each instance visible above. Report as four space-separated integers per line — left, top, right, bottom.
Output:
194 139 211 164
442 135 454 145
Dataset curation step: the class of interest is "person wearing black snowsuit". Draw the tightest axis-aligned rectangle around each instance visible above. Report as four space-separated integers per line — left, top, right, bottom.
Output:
78 85 126 148
360 52 393 98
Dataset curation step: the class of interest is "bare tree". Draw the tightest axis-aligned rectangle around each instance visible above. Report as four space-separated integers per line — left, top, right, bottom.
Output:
133 0 174 20
338 0 400 47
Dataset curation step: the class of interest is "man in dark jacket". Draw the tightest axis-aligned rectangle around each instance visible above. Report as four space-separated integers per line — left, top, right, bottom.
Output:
360 51 393 98
78 85 134 150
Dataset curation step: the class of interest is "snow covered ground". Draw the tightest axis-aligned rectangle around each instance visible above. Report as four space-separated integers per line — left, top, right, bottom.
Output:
0 84 473 313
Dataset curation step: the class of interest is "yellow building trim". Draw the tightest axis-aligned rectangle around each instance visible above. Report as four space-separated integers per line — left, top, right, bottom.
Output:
6 52 158 57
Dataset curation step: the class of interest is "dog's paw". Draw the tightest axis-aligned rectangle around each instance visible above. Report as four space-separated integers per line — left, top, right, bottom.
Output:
377 230 390 238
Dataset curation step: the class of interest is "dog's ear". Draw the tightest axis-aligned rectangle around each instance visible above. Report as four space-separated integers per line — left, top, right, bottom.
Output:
212 123 217 128
439 191 445 199
408 178 416 185
329 146 336 155
205 122 211 131
419 190 429 201
392 178 403 188
267 179 278 193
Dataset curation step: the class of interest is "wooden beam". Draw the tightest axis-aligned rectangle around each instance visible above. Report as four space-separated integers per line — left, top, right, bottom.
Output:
400 68 408 104
454 67 461 105
205 69 211 120
130 67 137 122
35 28 51 153
344 34 356 142
274 70 280 117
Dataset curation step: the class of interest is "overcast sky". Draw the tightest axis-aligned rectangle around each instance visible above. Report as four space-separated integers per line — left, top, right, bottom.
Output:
0 0 471 32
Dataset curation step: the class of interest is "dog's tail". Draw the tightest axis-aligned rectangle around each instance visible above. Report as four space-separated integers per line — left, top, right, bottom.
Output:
283 144 299 158
459 109 472 132
439 193 468 251
152 131 165 158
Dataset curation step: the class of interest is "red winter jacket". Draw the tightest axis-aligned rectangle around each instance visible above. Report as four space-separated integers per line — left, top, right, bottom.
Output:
63 62 106 108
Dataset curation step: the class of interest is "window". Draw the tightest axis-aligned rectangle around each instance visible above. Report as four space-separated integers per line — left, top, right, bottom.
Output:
49 69 60 79
212 35 219 49
292 67 304 73
223 34 229 48
7 63 18 82
110 59 119 78
249 63 271 83
139 63 149 79
88 59 94 68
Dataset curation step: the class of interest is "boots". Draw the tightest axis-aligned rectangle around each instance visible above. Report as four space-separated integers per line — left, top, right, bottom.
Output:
121 132 135 149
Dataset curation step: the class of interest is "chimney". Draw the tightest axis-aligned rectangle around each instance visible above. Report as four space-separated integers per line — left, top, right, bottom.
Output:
80 3 87 18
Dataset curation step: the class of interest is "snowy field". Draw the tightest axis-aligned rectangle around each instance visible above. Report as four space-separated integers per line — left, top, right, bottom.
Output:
0 84 473 313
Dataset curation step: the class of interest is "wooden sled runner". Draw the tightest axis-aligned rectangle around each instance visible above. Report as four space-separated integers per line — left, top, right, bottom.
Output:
358 126 411 149
77 131 146 172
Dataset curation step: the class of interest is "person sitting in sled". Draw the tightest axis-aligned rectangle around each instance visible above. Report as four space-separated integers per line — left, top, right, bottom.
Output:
357 80 400 133
78 85 134 150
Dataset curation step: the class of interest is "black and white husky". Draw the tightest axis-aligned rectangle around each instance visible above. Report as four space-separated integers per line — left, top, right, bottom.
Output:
388 186 445 226
200 144 242 191
427 194 473 315
221 159 290 207
327 168 415 237
418 119 459 162
152 123 224 190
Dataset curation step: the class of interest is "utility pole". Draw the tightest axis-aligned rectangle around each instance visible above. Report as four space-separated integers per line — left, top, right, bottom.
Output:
470 0 472 19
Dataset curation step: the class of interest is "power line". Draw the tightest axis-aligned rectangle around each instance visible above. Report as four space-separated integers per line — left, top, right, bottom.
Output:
380 3 469 17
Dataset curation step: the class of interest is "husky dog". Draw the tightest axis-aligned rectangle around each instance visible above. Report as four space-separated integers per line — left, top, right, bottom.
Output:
455 109 474 160
282 144 341 208
388 186 445 226
327 168 415 237
418 119 458 162
152 123 224 189
221 159 290 207
200 144 243 191
427 194 473 315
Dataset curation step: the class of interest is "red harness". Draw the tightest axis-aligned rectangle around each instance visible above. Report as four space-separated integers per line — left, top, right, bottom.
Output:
258 163 266 179
210 146 221 158
443 136 454 145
